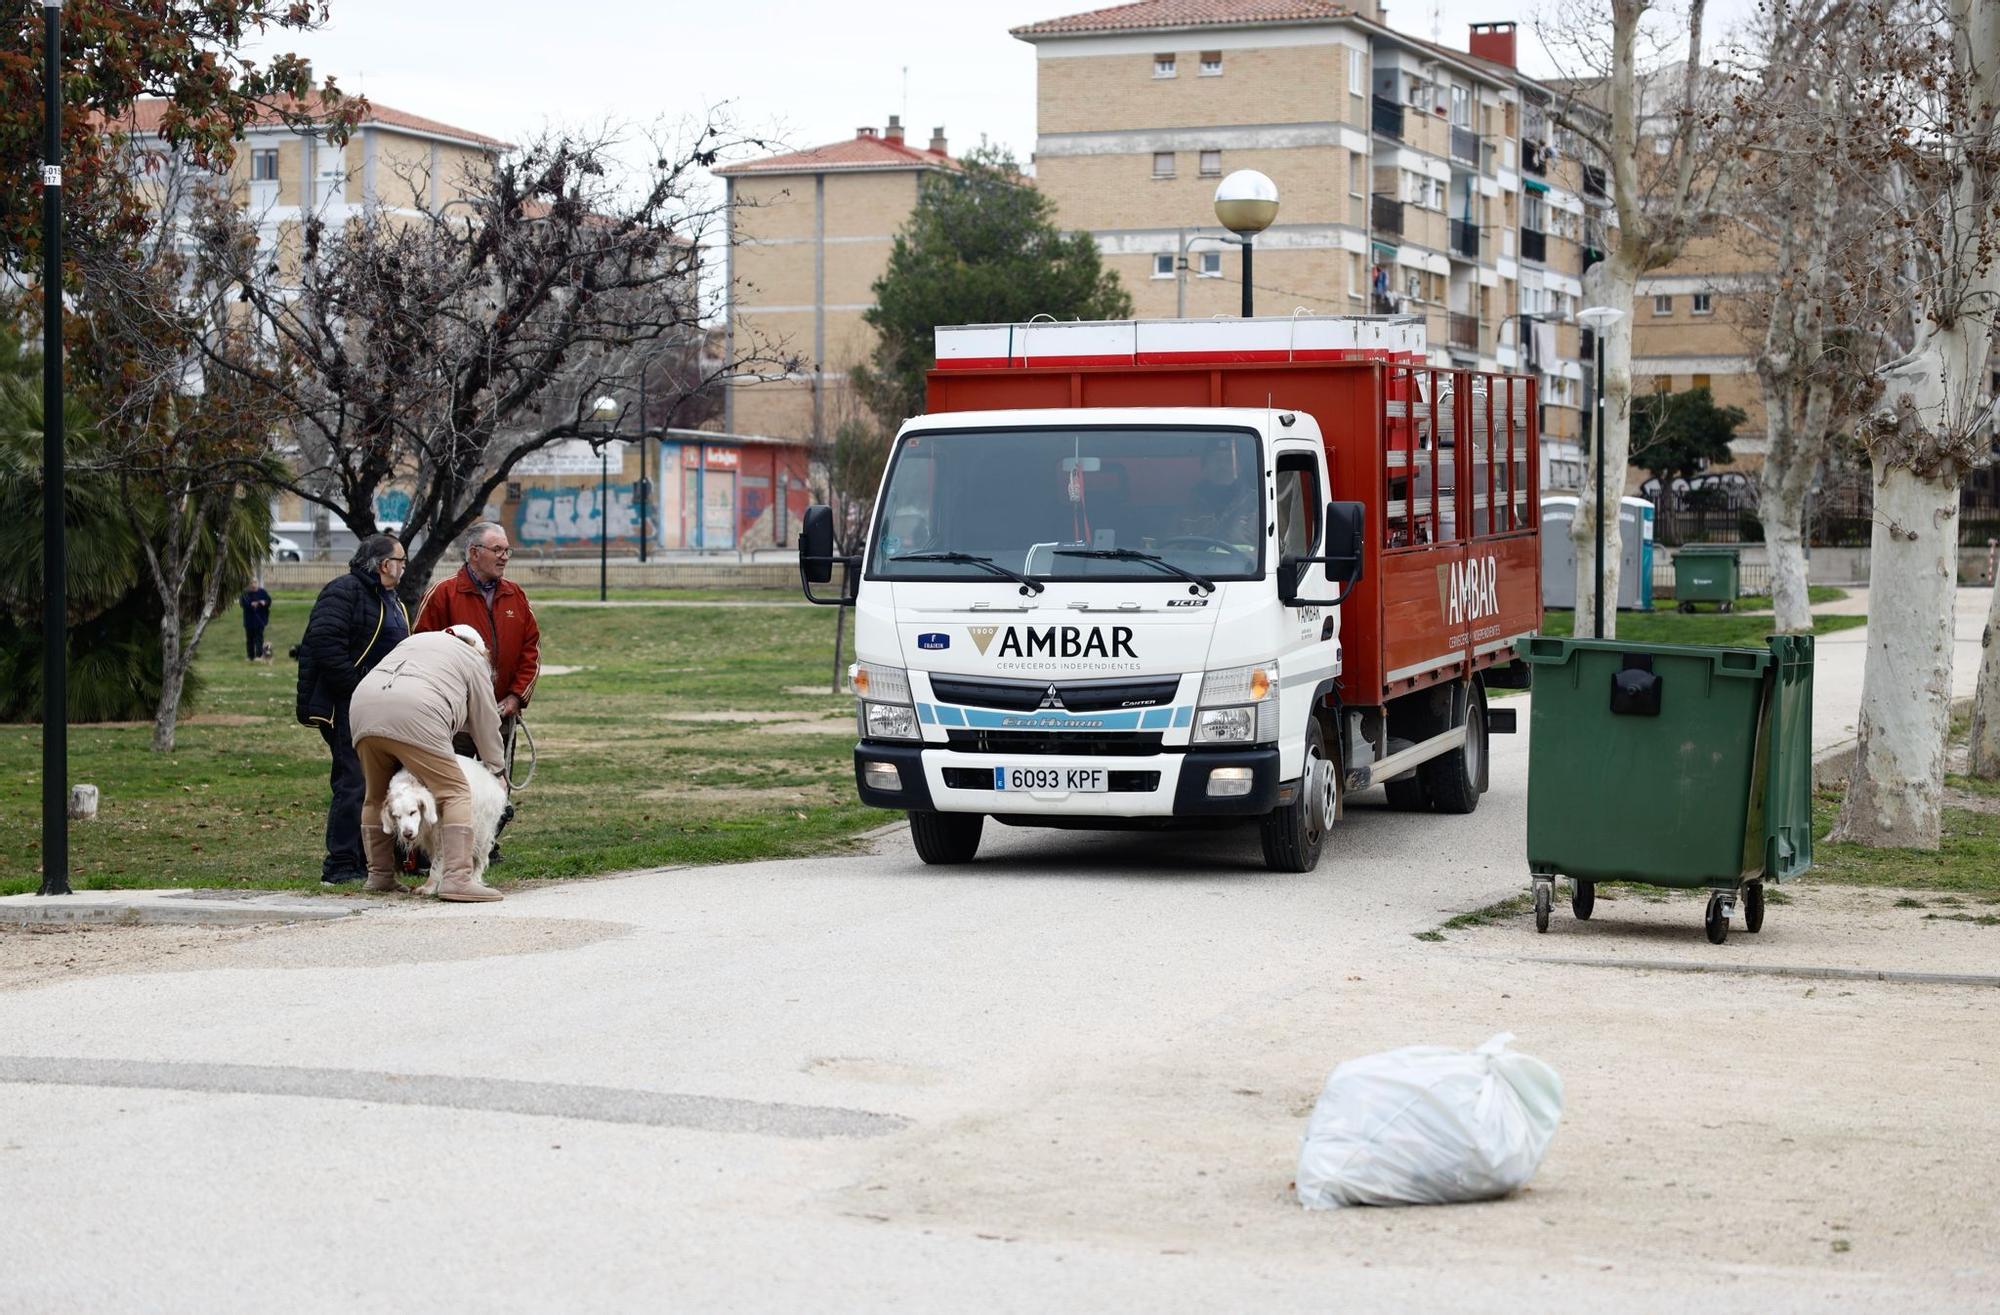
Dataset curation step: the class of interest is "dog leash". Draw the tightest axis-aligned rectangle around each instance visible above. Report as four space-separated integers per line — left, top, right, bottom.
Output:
508 715 538 792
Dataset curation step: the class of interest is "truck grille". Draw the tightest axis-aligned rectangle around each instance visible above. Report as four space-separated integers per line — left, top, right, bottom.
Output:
943 767 1162 792
929 674 1181 713
944 730 1165 757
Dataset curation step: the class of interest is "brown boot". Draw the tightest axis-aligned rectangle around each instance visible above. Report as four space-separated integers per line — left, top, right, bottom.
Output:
434 823 503 902
361 827 409 894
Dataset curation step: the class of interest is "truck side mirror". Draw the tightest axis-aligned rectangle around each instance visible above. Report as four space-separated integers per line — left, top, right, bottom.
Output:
799 505 835 584
1324 501 1365 583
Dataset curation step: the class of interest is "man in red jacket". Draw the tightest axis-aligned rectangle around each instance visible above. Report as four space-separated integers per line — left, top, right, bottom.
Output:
414 520 540 791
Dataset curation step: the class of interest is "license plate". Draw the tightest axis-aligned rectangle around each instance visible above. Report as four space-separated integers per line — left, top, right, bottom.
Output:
994 765 1107 793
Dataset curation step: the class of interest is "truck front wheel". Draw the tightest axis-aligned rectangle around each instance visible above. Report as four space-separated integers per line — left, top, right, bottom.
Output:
1260 720 1336 873
909 810 984 864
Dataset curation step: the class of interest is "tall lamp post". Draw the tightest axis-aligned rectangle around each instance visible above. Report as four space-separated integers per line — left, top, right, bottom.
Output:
39 0 68 898
590 395 620 603
1575 305 1626 638
1212 170 1279 318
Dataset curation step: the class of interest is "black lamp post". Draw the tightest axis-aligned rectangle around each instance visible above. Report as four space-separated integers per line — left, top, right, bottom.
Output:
1576 306 1625 637
39 0 68 898
589 395 620 602
1213 170 1279 318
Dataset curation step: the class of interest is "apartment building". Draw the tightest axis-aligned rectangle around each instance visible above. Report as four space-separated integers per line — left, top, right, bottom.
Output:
1012 1 1606 487
717 118 957 447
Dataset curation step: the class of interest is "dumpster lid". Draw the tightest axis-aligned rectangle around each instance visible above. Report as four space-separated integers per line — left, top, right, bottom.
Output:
1674 544 1743 558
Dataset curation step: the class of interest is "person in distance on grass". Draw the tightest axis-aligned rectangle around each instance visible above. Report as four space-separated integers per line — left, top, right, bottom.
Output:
414 521 540 861
295 535 409 886
240 575 272 661
349 625 509 902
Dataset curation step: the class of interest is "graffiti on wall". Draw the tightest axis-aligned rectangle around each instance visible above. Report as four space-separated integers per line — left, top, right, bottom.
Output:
517 483 640 544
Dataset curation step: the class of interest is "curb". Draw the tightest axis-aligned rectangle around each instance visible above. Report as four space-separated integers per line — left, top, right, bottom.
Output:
1516 954 2000 990
0 891 363 928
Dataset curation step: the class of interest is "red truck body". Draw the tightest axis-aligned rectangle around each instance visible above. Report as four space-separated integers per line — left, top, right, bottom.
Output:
926 335 1543 711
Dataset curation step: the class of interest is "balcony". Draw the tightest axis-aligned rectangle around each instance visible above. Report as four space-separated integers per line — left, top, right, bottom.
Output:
1448 313 1479 352
1448 218 1480 259
1522 140 1549 177
1520 226 1547 264
1372 292 1401 315
1450 125 1480 167
1583 164 1607 198
1371 193 1405 238
1372 96 1405 141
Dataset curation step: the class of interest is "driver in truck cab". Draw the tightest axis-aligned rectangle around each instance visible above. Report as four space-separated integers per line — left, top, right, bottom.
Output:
1180 440 1256 541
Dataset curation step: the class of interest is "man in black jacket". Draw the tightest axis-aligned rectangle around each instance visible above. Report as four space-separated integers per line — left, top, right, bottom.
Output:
296 535 409 884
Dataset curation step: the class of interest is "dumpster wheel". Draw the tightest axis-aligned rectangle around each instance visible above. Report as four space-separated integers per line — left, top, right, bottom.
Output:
1704 891 1733 944
1533 878 1552 933
1742 880 1765 933
1571 879 1595 920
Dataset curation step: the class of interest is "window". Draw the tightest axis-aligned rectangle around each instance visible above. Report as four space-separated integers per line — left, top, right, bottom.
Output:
1154 53 1177 78
1450 85 1470 127
1348 153 1363 196
1199 149 1222 177
1350 252 1364 301
1152 151 1176 178
1349 47 1365 96
1692 292 1714 315
1153 253 1175 279
1199 51 1223 75
1653 294 1673 316
1275 455 1321 560
250 148 279 182
1522 192 1546 230
1652 376 1672 395
1691 374 1713 392
1199 250 1223 277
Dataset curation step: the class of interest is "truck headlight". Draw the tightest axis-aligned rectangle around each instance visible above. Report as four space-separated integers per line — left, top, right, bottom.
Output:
1194 706 1256 743
864 702 920 741
1196 663 1276 744
851 663 912 704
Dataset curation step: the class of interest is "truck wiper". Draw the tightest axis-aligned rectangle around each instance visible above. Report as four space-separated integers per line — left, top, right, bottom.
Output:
890 551 1046 594
1053 547 1216 594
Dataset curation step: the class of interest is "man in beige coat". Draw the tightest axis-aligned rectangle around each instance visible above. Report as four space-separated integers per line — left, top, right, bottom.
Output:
349 625 508 901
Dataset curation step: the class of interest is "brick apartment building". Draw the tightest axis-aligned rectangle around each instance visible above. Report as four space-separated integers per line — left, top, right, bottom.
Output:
717 118 958 448
1011 0 1611 489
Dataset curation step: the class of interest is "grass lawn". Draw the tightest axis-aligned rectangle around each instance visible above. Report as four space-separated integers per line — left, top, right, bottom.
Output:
1538 607 1867 648
1809 792 2000 899
1730 585 1850 611
0 599 877 896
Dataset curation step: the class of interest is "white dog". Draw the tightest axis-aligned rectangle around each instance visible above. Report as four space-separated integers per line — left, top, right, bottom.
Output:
380 757 510 896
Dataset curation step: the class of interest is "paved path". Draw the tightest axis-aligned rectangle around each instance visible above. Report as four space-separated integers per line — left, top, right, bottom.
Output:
3 715 1995 1311
1807 586 1988 756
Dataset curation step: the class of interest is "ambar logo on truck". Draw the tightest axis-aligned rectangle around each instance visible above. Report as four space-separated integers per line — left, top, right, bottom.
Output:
1437 555 1502 625
966 625 1138 659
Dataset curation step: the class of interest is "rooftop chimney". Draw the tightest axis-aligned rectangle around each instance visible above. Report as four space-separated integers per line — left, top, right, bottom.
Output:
885 115 905 144
858 125 878 138
1469 21 1518 68
929 126 948 155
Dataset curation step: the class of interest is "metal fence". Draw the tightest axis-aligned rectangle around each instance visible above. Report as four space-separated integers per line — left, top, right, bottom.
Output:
1640 461 2000 549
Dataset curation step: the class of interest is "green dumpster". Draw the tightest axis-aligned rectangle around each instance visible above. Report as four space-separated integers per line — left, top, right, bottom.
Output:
1672 544 1742 612
1522 633 1814 943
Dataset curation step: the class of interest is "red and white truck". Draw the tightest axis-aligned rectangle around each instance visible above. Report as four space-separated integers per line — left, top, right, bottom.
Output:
799 316 1543 871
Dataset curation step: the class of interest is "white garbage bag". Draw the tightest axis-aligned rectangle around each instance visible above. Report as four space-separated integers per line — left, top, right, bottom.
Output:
1296 1032 1563 1209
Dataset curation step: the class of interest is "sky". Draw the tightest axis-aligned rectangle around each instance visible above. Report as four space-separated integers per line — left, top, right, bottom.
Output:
246 0 1766 176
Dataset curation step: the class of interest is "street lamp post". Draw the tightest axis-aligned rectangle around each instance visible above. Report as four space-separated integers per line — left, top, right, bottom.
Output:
590 395 620 603
637 371 649 565
1212 170 1279 318
1173 229 1244 318
39 0 67 898
1575 306 1626 638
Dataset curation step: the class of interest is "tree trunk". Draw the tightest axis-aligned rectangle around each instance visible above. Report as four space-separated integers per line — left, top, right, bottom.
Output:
1762 499 1814 633
1571 257 1636 638
152 611 185 754
1829 462 1960 848
1970 579 2000 777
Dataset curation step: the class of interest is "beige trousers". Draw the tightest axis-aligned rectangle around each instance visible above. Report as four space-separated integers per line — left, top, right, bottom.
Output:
355 736 474 828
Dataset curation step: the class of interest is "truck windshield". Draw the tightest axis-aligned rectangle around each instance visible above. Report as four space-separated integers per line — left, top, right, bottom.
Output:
870 427 1264 583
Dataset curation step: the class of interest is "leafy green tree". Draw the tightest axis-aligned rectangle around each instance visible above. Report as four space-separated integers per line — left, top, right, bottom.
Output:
1628 386 1749 525
853 145 1132 427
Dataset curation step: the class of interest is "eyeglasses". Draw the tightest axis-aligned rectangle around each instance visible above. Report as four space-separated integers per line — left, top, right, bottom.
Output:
476 545 513 559
386 556 407 564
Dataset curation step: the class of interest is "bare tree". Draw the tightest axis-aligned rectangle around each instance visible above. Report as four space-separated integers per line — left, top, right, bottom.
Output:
1545 0 1746 637
1726 0 1897 633
72 157 280 752
184 115 794 597
1828 0 2000 842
